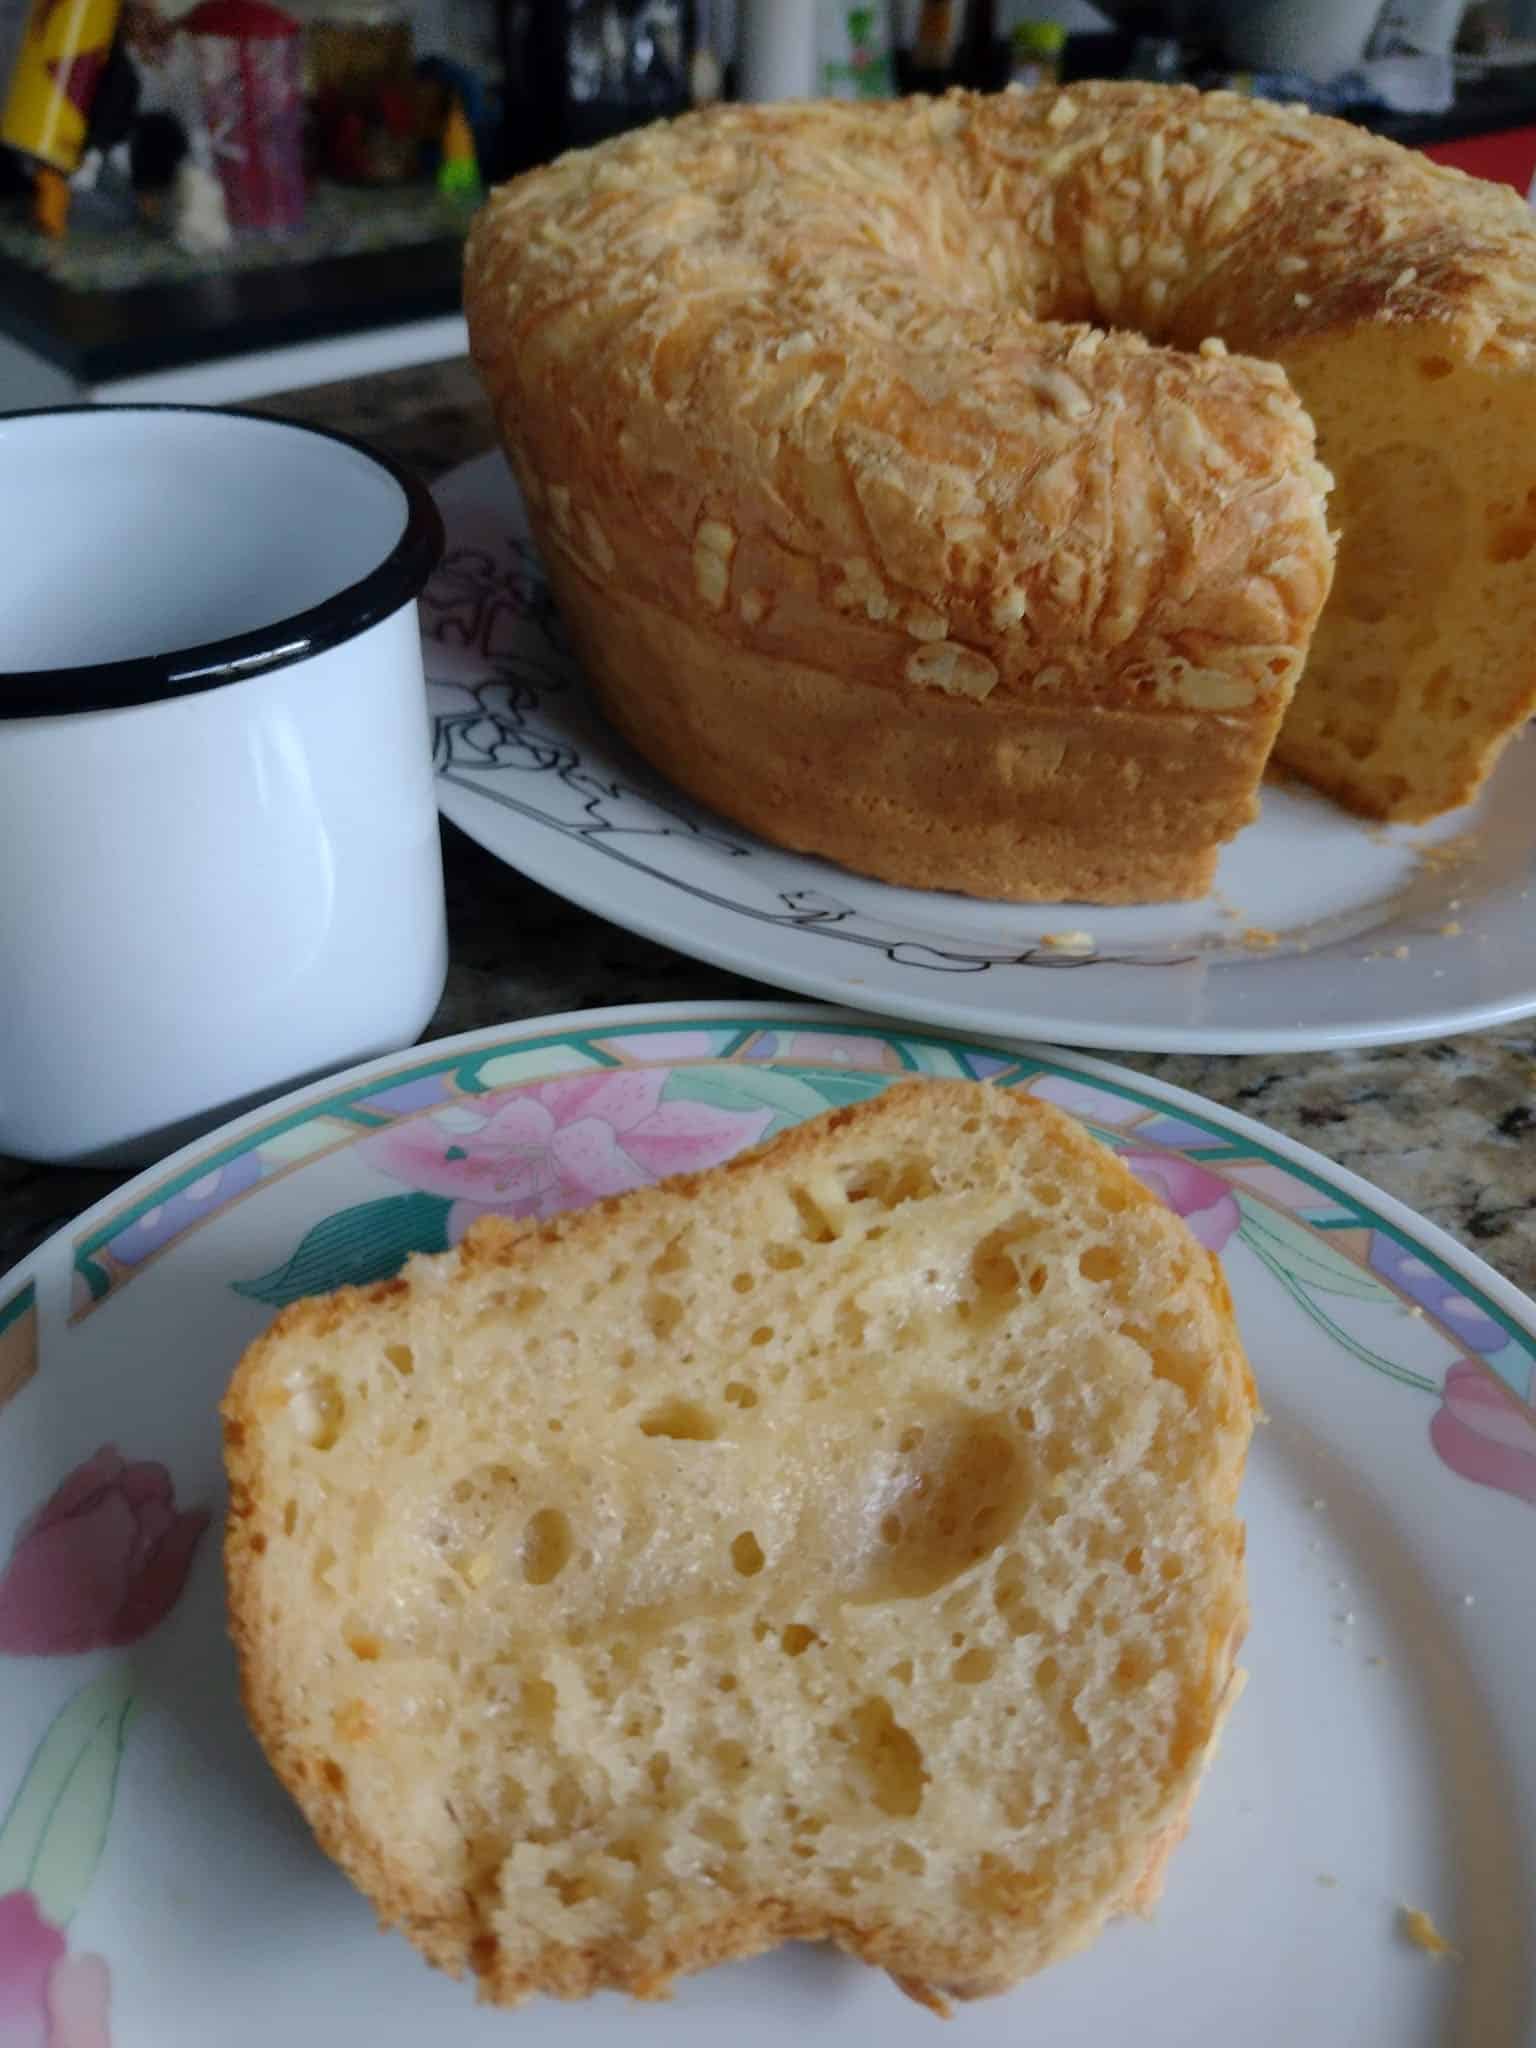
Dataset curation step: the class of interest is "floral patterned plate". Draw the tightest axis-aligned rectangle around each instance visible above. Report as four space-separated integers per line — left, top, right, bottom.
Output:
2 1001 1533 2048
425 452 1536 1056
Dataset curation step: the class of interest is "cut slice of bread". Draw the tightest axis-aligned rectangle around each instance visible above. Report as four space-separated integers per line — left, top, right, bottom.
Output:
223 1080 1254 2012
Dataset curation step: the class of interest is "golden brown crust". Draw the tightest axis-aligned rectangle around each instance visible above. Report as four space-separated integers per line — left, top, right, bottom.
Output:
464 86 1336 903
225 1081 1255 2008
467 79 1536 878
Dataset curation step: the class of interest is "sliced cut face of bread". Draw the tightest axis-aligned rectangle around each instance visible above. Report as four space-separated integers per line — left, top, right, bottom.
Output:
223 1080 1255 2012
1267 324 1536 822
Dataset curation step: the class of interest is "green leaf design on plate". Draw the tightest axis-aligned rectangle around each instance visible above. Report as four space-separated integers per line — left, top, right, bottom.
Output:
1237 1200 1437 1393
1239 1202 1391 1303
793 1072 896 1111
892 1042 973 1079
0 1667 134 1924
74 1255 111 1305
231 1192 455 1308
664 1066 881 1137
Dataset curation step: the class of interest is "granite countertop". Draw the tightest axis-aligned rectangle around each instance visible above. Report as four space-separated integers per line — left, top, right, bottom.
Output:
2 356 1532 1296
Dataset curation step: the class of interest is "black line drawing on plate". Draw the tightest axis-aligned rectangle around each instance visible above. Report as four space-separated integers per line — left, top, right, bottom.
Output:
432 674 750 854
422 538 571 666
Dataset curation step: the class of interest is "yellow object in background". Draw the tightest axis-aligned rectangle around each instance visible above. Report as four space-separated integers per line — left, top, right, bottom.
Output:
32 162 71 233
436 96 479 198
1 0 124 173
1008 19 1066 90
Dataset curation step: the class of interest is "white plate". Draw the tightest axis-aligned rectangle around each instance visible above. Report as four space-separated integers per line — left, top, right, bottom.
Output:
1 1000 1533 2047
425 452 1536 1055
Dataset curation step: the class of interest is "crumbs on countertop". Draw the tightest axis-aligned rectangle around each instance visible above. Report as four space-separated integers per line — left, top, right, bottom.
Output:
1398 1906 1458 1960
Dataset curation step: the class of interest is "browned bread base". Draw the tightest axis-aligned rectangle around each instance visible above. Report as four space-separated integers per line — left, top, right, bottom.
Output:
555 556 1283 902
224 1082 1254 2011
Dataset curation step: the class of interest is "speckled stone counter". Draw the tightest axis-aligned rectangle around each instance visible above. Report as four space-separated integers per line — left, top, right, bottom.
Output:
3 358 1532 1294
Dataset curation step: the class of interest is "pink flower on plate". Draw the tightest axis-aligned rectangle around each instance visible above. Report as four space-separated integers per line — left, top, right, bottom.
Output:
1122 1152 1243 1255
1430 1359 1536 1508
0 1891 110 2048
0 1447 208 1657
364 1069 775 1237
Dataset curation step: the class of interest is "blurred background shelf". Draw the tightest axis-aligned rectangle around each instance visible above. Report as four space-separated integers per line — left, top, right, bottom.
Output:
6 0 1536 412
0 175 466 404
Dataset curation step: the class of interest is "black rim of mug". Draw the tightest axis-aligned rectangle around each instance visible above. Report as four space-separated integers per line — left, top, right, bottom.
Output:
0 403 447 718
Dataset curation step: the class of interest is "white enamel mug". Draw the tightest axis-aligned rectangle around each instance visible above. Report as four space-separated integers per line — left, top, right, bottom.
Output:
0 405 449 1165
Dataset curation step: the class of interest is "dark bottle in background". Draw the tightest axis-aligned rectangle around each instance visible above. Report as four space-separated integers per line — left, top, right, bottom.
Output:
497 0 694 175
959 0 1010 91
904 0 968 90
898 0 1015 92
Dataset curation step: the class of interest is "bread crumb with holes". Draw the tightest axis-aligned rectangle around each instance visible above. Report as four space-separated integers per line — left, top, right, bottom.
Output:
222 1081 1254 2012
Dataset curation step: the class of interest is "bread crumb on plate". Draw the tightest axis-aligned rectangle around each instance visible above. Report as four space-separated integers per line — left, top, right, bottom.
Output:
1398 1906 1457 1959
